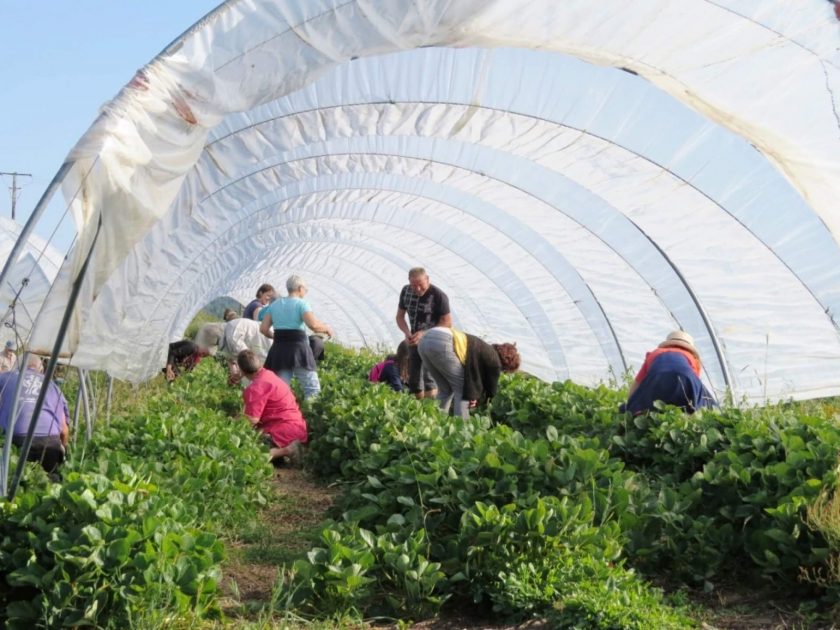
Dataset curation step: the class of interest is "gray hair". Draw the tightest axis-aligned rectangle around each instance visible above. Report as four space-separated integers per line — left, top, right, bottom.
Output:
236 350 263 375
26 354 43 370
286 274 306 293
408 267 427 279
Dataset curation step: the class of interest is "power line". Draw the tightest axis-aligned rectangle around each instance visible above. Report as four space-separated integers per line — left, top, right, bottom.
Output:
0 171 33 221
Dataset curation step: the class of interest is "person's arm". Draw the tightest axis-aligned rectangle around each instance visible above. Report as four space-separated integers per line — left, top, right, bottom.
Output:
59 414 69 446
303 311 334 338
260 312 274 339
243 414 260 426
396 307 411 341
435 291 452 328
482 343 502 400
382 362 403 392
56 390 70 445
242 383 267 426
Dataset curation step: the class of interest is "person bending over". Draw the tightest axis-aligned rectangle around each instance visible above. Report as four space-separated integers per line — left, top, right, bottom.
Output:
237 349 308 465
164 339 209 382
622 330 717 415
0 354 70 480
417 326 520 419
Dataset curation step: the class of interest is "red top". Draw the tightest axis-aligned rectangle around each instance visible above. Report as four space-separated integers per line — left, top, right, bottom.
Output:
634 347 701 384
243 368 308 447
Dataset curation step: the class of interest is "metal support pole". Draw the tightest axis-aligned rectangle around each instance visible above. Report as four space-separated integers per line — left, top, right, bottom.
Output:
0 351 30 496
86 371 98 426
79 369 93 442
105 375 114 427
71 376 83 449
8 217 101 500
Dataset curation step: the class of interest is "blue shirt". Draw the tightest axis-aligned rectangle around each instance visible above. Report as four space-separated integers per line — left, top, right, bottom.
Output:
265 297 312 331
0 369 69 437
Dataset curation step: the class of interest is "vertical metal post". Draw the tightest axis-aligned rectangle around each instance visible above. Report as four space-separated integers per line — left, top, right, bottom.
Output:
86 371 98 426
71 375 83 449
79 369 93 442
105 375 114 427
0 351 30 496
8 217 102 500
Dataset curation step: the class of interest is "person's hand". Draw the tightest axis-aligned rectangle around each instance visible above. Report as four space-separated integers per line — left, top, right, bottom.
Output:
325 326 335 339
469 400 478 409
408 330 424 346
165 365 176 382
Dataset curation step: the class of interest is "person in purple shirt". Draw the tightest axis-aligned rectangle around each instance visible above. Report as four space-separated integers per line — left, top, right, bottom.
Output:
0 354 70 480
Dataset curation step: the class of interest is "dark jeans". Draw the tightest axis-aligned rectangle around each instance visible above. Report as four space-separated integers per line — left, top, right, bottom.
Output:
12 435 65 479
408 344 437 394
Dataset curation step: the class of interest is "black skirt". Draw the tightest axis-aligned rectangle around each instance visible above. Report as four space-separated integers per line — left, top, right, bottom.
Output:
265 329 316 372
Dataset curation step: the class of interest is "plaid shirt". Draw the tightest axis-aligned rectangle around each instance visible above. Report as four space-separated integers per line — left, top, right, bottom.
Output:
398 284 450 333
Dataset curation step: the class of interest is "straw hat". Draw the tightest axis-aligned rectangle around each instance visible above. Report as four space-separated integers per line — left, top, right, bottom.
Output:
658 330 698 357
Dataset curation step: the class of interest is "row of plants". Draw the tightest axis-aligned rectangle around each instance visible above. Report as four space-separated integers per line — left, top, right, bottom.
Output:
286 347 694 627
0 360 272 628
490 375 840 590
283 345 840 626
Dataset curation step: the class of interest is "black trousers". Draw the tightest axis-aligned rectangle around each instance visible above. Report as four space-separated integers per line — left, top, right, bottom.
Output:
12 435 65 477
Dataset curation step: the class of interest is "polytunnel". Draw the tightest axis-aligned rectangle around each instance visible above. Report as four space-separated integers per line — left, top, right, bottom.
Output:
8 0 840 403
0 217 63 346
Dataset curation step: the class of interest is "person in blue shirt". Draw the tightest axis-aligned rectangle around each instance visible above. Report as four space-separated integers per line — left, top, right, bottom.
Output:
260 275 334 399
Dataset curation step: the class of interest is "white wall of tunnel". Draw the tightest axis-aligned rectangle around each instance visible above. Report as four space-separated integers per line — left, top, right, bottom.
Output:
22 1 840 403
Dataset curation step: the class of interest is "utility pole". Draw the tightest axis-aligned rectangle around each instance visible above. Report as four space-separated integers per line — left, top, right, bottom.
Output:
0 171 32 221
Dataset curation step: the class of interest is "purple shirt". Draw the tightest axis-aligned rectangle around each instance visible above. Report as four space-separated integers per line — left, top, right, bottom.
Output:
0 369 69 437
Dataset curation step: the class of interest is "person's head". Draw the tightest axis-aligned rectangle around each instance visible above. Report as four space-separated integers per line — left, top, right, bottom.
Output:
286 274 307 296
223 308 237 322
658 330 699 359
408 267 430 296
236 349 262 377
26 353 44 373
256 283 275 304
493 343 521 373
4 340 14 354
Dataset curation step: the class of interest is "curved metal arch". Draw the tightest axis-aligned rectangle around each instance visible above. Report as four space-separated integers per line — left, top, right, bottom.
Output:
201 263 380 349
203 95 840 355
193 161 629 375
157 217 567 378
146 199 577 376
193 225 497 355
184 225 537 349
203 243 408 345
194 138 744 384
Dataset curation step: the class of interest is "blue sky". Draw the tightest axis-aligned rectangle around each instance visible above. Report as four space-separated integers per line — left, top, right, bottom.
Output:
0 1 221 252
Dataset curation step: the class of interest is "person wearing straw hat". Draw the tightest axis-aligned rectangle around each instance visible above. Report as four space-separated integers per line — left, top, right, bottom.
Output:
622 330 717 415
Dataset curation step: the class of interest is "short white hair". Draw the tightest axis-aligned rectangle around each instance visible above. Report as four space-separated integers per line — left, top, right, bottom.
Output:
286 275 306 293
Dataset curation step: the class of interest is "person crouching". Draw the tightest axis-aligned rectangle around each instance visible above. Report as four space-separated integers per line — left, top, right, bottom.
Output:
236 349 307 465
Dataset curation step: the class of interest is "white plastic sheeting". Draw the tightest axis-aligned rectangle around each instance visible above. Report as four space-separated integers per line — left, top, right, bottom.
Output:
26 0 840 402
0 217 63 347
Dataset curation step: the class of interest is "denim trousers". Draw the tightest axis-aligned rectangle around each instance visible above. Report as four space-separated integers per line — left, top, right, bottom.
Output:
276 367 321 400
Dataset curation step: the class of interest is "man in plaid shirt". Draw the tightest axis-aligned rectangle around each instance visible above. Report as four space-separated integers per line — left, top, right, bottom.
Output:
396 267 452 399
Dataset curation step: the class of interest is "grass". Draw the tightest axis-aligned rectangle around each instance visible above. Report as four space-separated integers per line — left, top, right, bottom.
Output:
221 467 338 623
